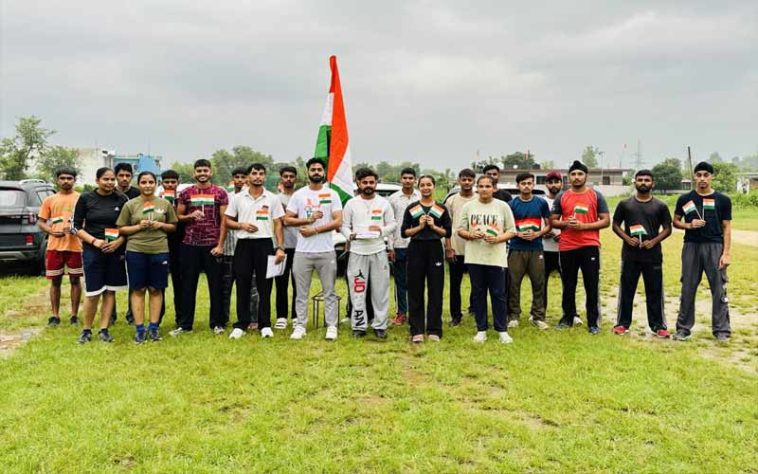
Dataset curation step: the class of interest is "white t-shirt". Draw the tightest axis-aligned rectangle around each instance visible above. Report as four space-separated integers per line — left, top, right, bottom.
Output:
341 195 396 255
286 186 343 253
278 192 298 249
225 189 285 241
542 195 560 253
388 189 421 250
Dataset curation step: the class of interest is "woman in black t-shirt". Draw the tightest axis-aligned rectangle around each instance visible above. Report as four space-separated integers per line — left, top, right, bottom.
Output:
73 167 128 344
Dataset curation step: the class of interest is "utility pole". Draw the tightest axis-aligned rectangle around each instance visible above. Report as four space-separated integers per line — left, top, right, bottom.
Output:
634 139 642 170
687 146 694 190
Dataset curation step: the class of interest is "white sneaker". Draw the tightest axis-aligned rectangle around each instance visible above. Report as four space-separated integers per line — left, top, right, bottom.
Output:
473 331 487 343
507 320 520 328
573 317 583 326
290 326 306 340
169 328 189 337
325 326 338 341
261 327 274 338
229 328 245 340
532 320 550 330
213 326 225 335
274 318 287 329
499 331 514 344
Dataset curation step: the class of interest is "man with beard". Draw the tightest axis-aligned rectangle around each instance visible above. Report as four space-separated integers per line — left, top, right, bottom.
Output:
274 166 299 329
611 170 672 337
549 160 610 335
170 159 229 336
113 162 140 324
388 168 420 325
443 168 477 326
672 161 732 342
38 167 83 326
222 163 286 339
482 164 512 203
541 171 564 313
284 158 343 341
341 167 397 339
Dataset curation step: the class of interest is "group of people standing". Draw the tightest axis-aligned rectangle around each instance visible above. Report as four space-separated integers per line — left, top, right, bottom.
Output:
38 157 732 344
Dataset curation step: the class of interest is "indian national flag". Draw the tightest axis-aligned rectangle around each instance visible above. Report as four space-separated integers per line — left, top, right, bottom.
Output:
104 228 119 241
162 190 175 203
703 198 715 211
629 224 647 237
143 202 155 215
574 204 589 215
409 205 424 219
370 209 383 221
190 194 215 206
682 200 698 215
428 204 445 219
516 217 541 232
51 216 64 224
318 192 332 205
255 209 269 221
314 55 354 204
485 225 499 237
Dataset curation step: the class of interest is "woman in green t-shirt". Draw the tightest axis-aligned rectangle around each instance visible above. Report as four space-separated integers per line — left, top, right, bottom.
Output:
117 172 178 343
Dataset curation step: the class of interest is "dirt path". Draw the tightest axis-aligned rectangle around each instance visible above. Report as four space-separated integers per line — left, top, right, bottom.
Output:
0 286 49 358
731 229 758 248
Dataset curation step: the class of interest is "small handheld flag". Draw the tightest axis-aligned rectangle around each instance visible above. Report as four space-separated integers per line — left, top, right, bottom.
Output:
51 216 64 225
409 205 424 219
682 200 701 219
629 224 647 237
162 190 176 204
485 225 499 237
143 201 156 216
104 228 119 241
702 198 715 211
428 204 445 219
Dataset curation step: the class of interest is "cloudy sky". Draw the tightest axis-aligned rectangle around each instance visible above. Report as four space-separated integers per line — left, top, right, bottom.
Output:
2 0 756 170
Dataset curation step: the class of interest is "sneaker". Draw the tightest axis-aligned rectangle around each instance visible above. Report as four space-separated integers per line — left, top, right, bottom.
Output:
47 316 61 327
715 333 730 342
672 331 690 341
248 322 259 331
169 327 191 337
507 320 520 329
325 326 338 341
391 313 407 325
134 331 146 345
573 317 583 326
473 331 487 343
373 328 387 340
532 320 550 330
411 334 424 343
556 322 571 330
148 328 161 342
589 326 600 335
612 326 628 335
77 330 92 344
498 331 513 344
125 313 135 325
98 329 114 343
69 315 79 325
654 329 670 338
261 327 274 338
352 329 366 338
427 334 440 342
274 318 287 330
229 328 245 340
290 326 306 340
450 318 462 327
213 326 225 335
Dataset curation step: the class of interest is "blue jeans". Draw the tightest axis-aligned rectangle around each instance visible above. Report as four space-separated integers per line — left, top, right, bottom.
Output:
393 248 409 315
468 264 508 332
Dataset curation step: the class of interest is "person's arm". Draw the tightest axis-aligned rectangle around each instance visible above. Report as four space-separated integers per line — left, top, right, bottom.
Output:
578 213 610 230
720 220 731 269
317 209 343 233
379 203 397 238
549 194 566 229
402 208 426 238
340 202 354 240
284 210 313 227
211 204 228 256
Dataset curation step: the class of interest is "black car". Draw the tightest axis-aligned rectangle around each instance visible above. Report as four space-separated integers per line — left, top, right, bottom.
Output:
0 179 56 272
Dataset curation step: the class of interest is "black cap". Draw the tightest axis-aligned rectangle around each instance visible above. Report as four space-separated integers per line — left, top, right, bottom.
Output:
569 160 588 174
693 161 714 174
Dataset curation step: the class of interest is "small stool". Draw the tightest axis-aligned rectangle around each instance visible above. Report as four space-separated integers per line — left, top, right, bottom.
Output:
311 291 342 329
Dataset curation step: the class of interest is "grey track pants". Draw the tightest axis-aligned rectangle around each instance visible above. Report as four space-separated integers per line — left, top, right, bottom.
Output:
676 242 730 337
293 251 338 329
347 252 390 331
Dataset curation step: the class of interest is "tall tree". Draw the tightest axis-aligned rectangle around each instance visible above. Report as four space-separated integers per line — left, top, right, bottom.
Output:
581 146 599 168
169 162 196 184
501 151 537 170
709 152 723 163
210 146 274 185
0 116 55 179
711 162 738 193
651 158 683 192
35 146 80 183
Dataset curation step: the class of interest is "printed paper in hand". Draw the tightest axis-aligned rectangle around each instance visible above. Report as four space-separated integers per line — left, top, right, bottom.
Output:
266 254 287 279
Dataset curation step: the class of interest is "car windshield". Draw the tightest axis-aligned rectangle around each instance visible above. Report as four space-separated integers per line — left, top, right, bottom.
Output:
0 189 26 207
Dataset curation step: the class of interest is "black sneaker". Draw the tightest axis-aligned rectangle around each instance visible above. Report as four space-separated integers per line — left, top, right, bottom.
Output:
134 331 147 345
589 326 600 335
98 329 114 343
374 328 388 339
556 322 571 330
48 316 61 327
672 331 691 341
125 312 135 326
352 330 366 338
77 330 92 344
148 328 162 342
450 318 462 327
69 315 79 325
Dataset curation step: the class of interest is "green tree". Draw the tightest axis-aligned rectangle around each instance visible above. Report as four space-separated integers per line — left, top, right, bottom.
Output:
210 146 274 185
0 116 55 179
35 146 80 183
651 158 683 192
501 151 537 169
709 152 723 163
581 146 599 168
169 162 196 184
711 162 738 193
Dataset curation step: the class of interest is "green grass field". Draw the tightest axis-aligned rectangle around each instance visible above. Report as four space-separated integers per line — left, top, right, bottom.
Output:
0 214 756 472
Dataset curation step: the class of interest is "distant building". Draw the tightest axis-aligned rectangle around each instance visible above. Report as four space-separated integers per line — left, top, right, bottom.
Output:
498 168 632 187
75 149 163 186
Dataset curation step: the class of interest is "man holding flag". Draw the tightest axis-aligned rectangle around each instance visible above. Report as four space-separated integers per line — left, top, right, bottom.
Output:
672 161 732 342
611 169 672 336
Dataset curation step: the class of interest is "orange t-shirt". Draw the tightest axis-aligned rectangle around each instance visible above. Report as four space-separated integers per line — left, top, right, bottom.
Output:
38 192 82 252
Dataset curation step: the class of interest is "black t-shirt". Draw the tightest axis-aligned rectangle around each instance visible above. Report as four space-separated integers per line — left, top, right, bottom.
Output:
73 191 129 243
121 186 141 199
674 191 731 244
494 189 512 203
401 201 452 241
613 196 672 263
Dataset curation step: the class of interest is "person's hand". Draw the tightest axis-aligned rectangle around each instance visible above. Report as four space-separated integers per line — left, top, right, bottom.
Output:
312 210 324 220
625 236 639 247
484 233 500 244
519 230 537 241
210 245 223 257
388 249 396 262
640 240 655 250
470 229 485 240
719 253 731 269
553 233 561 242
189 210 204 220
274 248 286 264
543 231 555 239
368 225 382 233
417 217 427 229
51 230 66 238
567 218 583 230
299 226 318 237
445 247 455 262
691 219 706 229
240 222 258 233
139 219 152 229
93 239 105 250
102 239 122 253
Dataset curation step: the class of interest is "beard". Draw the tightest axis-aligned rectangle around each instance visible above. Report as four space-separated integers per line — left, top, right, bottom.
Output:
360 188 375 196
636 185 651 193
309 174 324 184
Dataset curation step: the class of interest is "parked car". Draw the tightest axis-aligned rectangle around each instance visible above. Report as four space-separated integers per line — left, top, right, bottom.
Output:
444 183 546 203
0 179 56 273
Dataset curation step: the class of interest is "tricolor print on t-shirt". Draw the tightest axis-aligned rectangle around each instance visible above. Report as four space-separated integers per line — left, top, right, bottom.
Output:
516 217 541 232
190 194 215 206
256 206 269 221
370 209 383 221
573 204 589 215
318 193 332 205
